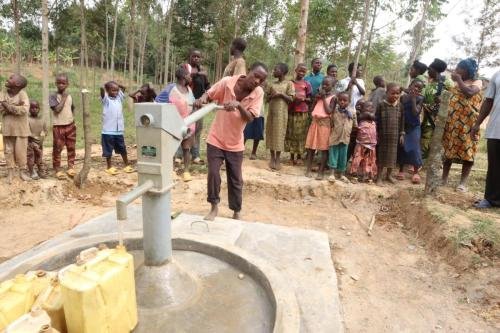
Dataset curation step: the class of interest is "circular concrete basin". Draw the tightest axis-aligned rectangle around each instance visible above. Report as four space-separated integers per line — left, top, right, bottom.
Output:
1 233 300 333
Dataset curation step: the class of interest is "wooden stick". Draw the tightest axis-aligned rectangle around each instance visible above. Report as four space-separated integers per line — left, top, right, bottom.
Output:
367 215 376 236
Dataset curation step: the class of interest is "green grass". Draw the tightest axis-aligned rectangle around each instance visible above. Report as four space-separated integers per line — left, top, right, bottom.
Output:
454 217 500 248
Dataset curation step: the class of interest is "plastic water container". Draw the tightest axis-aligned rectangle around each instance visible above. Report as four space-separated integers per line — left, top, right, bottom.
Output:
4 308 60 333
0 271 55 330
59 245 138 333
32 279 66 333
0 274 36 330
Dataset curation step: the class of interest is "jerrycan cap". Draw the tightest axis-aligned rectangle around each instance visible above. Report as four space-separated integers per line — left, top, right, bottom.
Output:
36 270 47 278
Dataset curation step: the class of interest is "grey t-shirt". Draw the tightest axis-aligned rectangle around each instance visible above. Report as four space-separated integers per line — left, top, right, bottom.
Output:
485 71 500 140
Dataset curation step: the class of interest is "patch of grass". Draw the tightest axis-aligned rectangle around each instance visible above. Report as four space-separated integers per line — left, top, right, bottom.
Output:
455 217 500 246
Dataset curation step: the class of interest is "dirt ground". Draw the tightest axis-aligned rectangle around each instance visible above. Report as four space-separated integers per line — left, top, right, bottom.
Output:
0 146 498 332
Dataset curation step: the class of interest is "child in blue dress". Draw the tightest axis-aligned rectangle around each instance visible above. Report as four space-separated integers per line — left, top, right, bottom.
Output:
397 78 425 184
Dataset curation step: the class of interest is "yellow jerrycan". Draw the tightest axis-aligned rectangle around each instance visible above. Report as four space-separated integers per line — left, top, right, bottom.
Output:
59 245 138 333
4 308 60 333
32 277 66 333
0 271 55 330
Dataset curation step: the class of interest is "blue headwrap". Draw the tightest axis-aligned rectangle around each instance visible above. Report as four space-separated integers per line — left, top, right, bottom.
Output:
457 58 478 80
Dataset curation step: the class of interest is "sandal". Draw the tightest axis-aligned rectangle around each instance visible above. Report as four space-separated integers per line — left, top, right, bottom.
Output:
105 167 119 176
411 174 421 184
474 199 492 209
456 184 468 193
182 171 192 182
327 175 336 183
66 168 76 177
192 157 205 165
55 171 67 180
123 165 135 173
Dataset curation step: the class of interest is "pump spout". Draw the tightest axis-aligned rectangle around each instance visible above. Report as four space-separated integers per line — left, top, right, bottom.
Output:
116 180 154 220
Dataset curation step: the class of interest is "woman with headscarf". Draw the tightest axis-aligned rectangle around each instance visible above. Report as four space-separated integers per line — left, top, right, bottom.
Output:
421 58 452 158
442 58 483 192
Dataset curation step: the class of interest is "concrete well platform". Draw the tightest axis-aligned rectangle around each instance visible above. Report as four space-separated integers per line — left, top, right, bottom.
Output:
0 206 343 332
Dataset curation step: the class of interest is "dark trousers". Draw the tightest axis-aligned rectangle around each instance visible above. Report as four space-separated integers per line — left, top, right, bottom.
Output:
485 139 500 206
27 139 45 172
53 122 76 169
207 143 243 212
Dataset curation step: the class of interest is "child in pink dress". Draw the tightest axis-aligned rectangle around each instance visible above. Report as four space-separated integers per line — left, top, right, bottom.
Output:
350 102 377 182
305 76 336 180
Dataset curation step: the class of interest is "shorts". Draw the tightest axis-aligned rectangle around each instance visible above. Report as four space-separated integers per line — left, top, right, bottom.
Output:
101 134 127 157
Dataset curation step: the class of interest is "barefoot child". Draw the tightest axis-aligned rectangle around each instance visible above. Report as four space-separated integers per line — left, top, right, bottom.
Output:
350 102 377 182
328 92 357 183
397 78 425 184
375 82 404 185
305 76 336 180
0 74 30 183
100 81 134 175
285 63 312 165
49 73 77 179
169 67 196 182
129 83 157 103
265 63 295 170
27 101 47 179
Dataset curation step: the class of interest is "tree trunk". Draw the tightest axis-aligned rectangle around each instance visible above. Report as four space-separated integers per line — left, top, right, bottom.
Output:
100 42 104 70
170 48 176 82
105 0 109 72
263 12 270 39
407 0 431 85
128 0 136 89
41 0 50 126
475 0 492 69
215 42 223 80
110 0 119 78
79 0 88 88
123 27 128 77
363 0 378 75
74 90 91 188
425 91 451 195
140 27 147 84
345 32 353 69
349 0 371 100
294 0 309 67
12 0 21 73
164 1 174 85
75 0 91 188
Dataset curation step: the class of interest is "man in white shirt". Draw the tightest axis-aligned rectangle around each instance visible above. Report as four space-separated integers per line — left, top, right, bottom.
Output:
339 62 366 109
471 70 500 208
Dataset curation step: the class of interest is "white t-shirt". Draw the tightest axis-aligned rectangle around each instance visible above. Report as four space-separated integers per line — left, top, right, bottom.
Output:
485 71 500 140
339 77 365 109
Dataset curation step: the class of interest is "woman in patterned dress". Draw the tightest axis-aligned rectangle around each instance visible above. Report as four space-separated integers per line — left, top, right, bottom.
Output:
442 58 483 192
265 63 295 170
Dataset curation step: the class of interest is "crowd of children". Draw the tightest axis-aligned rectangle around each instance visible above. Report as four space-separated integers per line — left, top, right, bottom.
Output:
0 50 486 192
0 72 137 183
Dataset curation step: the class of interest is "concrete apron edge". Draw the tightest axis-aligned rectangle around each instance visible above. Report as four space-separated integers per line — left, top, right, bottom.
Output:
0 231 301 333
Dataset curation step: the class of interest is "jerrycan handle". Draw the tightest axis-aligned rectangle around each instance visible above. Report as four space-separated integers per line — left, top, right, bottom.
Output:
75 247 99 266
